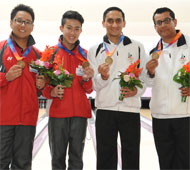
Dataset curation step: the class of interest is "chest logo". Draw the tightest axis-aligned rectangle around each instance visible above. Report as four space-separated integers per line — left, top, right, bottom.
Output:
7 56 13 61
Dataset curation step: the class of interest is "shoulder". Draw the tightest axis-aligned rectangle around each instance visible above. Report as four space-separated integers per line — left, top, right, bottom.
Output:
0 40 8 49
32 46 41 53
88 43 104 57
128 38 144 48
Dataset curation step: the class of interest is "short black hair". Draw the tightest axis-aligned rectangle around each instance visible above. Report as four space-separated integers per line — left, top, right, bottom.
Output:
61 10 84 26
103 7 125 22
11 4 35 22
153 7 175 24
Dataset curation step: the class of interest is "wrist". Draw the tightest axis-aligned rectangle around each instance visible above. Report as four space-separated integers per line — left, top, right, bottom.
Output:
101 74 109 80
147 70 155 78
5 74 10 82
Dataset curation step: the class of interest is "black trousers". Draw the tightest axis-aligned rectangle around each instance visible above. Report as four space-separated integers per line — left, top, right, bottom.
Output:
48 117 87 170
96 109 140 170
153 117 190 170
0 125 36 170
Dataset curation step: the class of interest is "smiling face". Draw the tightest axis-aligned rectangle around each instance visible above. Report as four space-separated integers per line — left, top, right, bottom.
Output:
102 10 126 43
154 11 177 42
60 19 82 50
10 11 34 40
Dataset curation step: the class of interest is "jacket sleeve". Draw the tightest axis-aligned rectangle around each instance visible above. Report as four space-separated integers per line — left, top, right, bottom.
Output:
87 46 110 91
0 42 9 88
77 76 93 94
140 53 155 87
41 85 54 99
0 73 9 87
135 44 148 97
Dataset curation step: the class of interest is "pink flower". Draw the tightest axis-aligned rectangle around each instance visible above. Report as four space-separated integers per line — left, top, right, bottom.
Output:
54 70 61 76
35 60 40 65
44 62 51 69
129 73 135 78
64 70 70 75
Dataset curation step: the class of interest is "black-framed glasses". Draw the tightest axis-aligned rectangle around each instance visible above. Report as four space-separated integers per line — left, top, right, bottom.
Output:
14 18 33 26
155 18 173 26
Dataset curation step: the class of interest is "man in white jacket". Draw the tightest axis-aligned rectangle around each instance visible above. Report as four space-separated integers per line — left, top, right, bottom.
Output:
88 7 146 170
145 7 190 170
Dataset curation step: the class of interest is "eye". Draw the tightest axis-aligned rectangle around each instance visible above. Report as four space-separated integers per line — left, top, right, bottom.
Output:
115 18 122 24
155 20 162 26
107 18 114 24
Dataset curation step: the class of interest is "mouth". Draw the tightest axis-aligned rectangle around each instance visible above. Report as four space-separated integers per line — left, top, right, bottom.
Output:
19 29 26 33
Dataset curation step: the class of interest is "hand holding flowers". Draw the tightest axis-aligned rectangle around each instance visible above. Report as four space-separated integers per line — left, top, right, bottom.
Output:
113 59 143 101
173 61 190 102
47 54 73 100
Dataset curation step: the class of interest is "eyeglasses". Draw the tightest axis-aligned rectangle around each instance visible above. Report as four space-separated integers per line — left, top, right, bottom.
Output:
155 18 173 26
14 18 33 26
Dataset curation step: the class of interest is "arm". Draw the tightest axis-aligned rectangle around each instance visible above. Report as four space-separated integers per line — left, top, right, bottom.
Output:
87 47 110 91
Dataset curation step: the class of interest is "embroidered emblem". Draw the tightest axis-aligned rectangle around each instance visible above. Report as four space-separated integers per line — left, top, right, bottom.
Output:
128 52 133 63
179 54 186 64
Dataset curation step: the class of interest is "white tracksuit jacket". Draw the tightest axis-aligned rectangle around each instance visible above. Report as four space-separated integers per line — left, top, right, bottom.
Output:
88 35 147 113
143 32 190 118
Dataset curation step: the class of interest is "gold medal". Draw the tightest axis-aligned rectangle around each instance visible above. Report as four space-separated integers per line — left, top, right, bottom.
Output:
17 60 25 69
105 57 113 65
82 61 90 69
152 52 159 60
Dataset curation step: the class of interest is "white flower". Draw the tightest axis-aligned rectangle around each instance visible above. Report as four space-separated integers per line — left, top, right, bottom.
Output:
123 75 130 82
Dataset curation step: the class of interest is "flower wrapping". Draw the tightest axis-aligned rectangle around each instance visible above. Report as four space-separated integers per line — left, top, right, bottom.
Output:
113 59 143 101
173 61 190 102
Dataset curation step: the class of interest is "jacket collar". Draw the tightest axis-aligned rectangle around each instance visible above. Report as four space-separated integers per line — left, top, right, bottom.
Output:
150 30 186 55
59 34 80 51
103 34 132 46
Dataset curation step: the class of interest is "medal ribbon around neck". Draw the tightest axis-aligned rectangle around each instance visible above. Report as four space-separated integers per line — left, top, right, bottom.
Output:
58 43 87 62
104 34 124 57
155 30 182 55
8 37 31 61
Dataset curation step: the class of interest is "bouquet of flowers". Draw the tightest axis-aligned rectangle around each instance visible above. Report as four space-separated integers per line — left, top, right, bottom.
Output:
47 54 73 100
29 46 53 76
173 61 190 102
113 59 143 101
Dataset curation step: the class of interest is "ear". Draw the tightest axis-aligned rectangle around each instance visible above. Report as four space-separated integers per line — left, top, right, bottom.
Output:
174 18 177 27
10 20 13 29
102 20 105 28
123 20 126 28
59 25 63 32
31 24 34 32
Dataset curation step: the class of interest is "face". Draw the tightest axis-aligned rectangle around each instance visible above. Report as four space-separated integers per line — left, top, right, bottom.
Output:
102 10 126 38
60 19 82 49
154 11 177 40
10 11 34 39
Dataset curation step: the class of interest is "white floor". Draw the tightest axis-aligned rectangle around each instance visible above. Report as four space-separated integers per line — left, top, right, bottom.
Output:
32 120 159 170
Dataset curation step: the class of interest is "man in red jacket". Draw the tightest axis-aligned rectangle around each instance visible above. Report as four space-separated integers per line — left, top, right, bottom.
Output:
42 10 94 170
0 4 45 170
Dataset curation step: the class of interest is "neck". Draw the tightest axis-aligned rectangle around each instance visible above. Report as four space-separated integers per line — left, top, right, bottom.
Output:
107 34 121 45
62 40 75 50
162 32 177 44
13 36 28 49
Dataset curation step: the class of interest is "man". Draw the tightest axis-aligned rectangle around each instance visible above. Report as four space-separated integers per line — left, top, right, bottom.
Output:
42 10 94 170
0 4 45 170
87 7 146 170
145 7 190 170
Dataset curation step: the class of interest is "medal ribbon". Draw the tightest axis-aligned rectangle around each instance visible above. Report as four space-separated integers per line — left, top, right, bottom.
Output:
155 30 182 55
58 43 87 62
8 37 31 61
104 34 124 57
